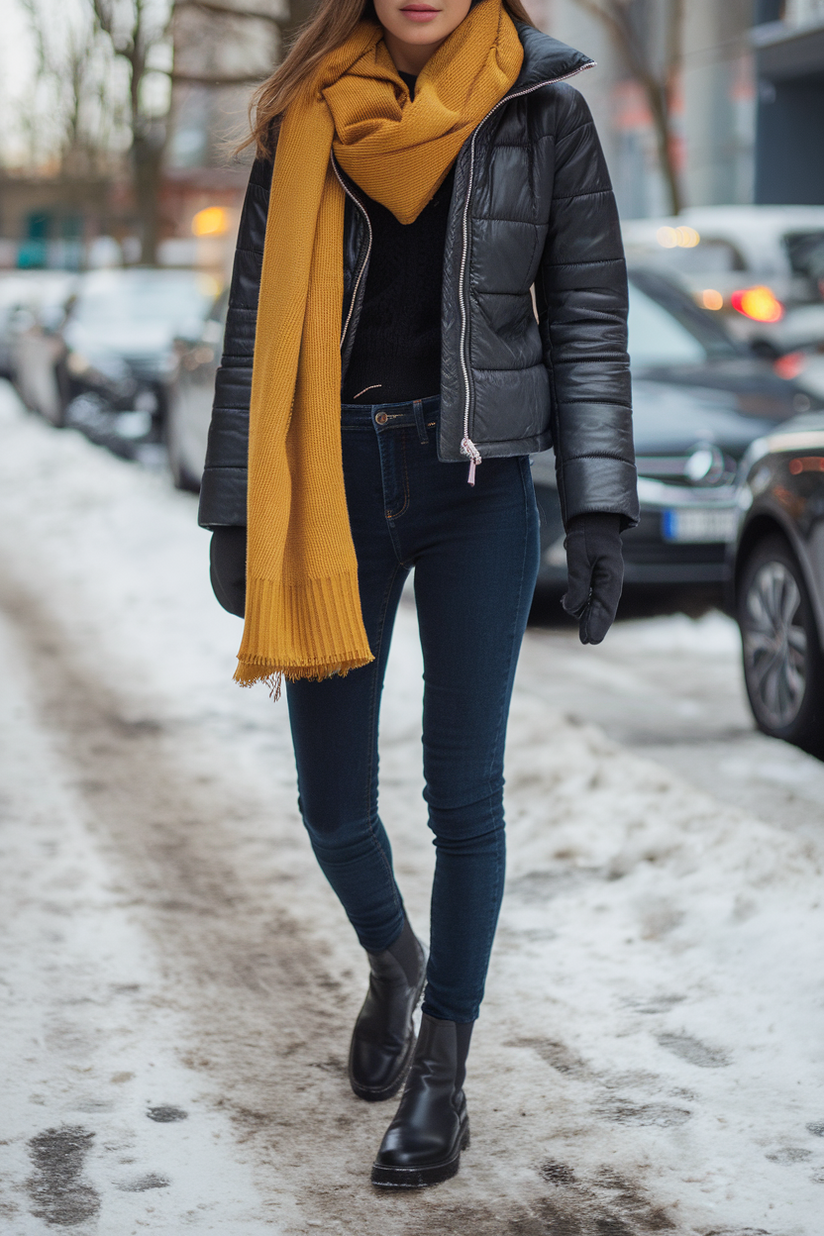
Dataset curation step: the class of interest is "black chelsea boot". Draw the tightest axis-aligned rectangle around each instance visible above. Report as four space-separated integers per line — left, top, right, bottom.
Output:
348 917 426 1102
371 1013 474 1187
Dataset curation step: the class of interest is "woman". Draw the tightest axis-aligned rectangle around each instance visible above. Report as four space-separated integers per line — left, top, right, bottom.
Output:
200 0 638 1189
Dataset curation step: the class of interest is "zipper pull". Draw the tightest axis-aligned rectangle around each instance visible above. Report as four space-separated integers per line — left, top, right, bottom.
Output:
461 437 482 487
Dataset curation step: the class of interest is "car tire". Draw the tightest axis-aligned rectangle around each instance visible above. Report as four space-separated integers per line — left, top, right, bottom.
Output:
738 534 824 758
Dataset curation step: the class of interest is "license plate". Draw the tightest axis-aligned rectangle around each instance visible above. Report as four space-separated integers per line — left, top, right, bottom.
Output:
661 508 737 543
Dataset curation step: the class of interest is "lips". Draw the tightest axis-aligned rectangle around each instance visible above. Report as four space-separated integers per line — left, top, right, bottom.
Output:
400 4 440 17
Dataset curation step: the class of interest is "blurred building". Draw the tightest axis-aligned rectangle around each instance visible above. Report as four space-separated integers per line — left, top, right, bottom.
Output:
537 0 824 218
0 171 115 270
161 0 283 275
754 0 824 203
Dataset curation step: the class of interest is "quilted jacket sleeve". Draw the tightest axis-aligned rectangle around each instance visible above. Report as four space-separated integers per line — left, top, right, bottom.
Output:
197 156 273 529
534 87 639 530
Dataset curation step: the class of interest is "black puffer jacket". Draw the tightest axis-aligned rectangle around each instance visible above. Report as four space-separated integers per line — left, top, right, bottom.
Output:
198 24 639 531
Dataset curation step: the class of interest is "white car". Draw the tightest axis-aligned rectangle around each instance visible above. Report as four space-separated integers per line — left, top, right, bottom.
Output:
622 205 824 353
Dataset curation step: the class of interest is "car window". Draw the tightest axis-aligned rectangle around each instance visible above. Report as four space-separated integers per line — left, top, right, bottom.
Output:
72 271 216 333
784 231 824 282
628 269 743 366
628 284 707 367
624 238 745 274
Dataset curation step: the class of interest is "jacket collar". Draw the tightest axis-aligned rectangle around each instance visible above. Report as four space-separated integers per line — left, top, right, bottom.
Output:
510 22 595 94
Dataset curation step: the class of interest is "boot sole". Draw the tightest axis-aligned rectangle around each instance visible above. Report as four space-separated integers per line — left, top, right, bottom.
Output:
349 959 427 1103
370 1120 470 1189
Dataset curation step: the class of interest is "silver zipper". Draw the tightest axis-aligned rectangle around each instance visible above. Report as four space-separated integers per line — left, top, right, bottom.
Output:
331 154 373 350
457 60 595 485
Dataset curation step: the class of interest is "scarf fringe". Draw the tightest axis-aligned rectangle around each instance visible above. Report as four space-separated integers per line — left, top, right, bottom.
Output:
234 653 374 699
235 573 374 695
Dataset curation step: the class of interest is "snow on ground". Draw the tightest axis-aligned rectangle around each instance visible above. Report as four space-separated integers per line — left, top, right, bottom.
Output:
0 381 823 1235
0 610 285 1236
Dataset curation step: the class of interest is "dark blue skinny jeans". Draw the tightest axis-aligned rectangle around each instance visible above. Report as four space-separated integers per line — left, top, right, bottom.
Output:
285 397 540 1023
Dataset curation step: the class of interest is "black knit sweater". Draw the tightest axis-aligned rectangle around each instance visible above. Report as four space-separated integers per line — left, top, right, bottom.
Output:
341 71 453 404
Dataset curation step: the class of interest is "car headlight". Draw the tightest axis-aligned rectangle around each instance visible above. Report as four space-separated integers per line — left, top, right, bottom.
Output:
684 443 727 485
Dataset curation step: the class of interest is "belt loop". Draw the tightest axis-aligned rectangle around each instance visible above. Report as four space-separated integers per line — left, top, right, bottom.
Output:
413 399 428 445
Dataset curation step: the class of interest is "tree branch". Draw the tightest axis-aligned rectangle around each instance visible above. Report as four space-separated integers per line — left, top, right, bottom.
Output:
566 0 630 60
566 0 683 213
175 0 280 24
171 70 267 85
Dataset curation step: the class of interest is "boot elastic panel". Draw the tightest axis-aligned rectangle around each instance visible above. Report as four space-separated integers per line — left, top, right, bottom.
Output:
380 915 425 988
371 1014 473 1188
349 918 426 1102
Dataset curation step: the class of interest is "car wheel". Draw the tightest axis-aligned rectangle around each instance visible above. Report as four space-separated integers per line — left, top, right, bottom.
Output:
738 534 824 757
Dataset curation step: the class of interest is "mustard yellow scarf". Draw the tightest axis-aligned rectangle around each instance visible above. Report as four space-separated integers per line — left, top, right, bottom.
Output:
236 1 523 690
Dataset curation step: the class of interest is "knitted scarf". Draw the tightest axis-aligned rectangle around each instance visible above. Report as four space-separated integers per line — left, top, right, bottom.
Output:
236 1 523 690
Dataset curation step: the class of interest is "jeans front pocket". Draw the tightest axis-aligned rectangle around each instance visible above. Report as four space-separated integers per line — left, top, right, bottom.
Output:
377 428 411 523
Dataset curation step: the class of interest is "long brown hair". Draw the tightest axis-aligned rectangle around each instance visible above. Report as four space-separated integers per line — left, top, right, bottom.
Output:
245 0 536 159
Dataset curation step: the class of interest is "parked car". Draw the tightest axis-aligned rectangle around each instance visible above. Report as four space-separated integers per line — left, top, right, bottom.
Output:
622 205 824 354
1 274 50 378
1 271 79 397
731 413 824 757
165 293 227 490
162 264 818 602
11 268 219 435
534 269 819 593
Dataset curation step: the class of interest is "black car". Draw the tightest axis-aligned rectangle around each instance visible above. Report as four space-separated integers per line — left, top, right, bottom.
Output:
731 413 824 757
534 268 819 593
12 268 218 439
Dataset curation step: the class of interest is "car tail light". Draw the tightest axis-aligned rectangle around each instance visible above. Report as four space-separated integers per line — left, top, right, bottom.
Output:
730 285 784 322
773 351 807 379
789 456 824 474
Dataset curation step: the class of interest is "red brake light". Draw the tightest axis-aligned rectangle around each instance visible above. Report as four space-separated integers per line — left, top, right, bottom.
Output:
773 351 807 379
730 286 784 323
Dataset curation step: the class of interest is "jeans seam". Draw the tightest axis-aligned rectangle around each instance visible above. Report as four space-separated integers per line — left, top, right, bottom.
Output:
476 457 533 1012
385 431 411 522
363 560 406 927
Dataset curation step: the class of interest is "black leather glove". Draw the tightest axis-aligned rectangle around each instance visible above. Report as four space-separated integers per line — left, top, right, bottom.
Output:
210 526 247 618
561 513 624 645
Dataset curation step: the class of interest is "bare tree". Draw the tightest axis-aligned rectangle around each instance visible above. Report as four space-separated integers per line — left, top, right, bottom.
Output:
18 0 126 176
11 0 309 257
89 1 311 258
89 0 176 263
566 0 684 214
